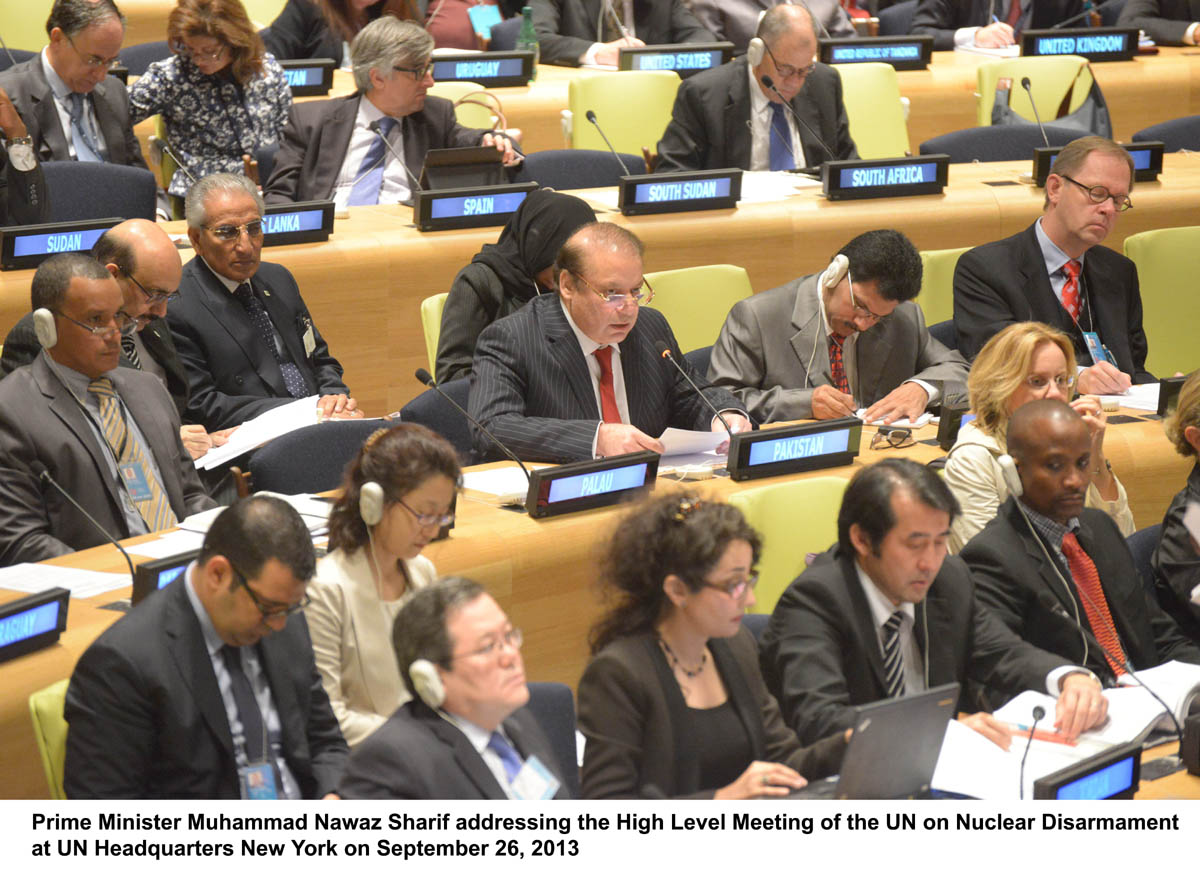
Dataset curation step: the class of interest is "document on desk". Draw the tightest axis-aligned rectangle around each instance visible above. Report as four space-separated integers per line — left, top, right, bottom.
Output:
461 465 536 506
994 681 1188 749
954 44 1020 58
738 170 823 203
1098 382 1160 412
659 427 728 457
0 563 130 598
126 529 206 559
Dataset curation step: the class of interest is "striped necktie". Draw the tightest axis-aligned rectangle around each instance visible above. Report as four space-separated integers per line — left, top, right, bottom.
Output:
121 333 142 370
829 332 851 395
1060 532 1128 677
347 116 396 206
881 610 906 698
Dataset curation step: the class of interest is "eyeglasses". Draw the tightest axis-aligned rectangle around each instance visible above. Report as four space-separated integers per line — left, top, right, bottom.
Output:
393 61 435 81
66 35 121 70
125 272 180 306
204 221 264 241
848 284 887 324
763 41 815 80
395 496 455 528
453 627 524 661
1023 373 1073 393
231 563 311 620
171 40 228 62
54 309 136 338
870 427 915 450
1057 174 1133 212
701 574 759 602
569 271 655 307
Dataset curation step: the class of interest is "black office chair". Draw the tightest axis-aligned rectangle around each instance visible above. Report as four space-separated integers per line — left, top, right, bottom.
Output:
0 48 37 72
242 419 384 495
1100 0 1127 26
928 320 957 351
514 149 643 190
525 681 580 798
919 124 1084 163
120 40 171 75
42 161 158 222
877 0 917 36
399 378 475 463
1133 115 1200 153
684 345 712 377
1126 523 1163 601
255 143 280 185
742 613 770 643
488 16 523 51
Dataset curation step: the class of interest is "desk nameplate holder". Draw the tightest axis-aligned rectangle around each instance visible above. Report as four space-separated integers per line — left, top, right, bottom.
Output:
1020 28 1138 62
0 587 69 663
618 42 735 78
1032 740 1141 799
617 169 742 216
822 155 949 201
278 58 337 96
431 51 536 88
819 35 934 71
1033 141 1162 187
414 182 537 232
262 200 335 246
727 418 862 482
524 450 659 519
0 217 122 271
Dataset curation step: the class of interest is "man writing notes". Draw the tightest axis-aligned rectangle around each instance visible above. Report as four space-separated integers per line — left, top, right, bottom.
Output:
529 0 716 67
912 0 1084 50
709 229 969 424
469 222 751 463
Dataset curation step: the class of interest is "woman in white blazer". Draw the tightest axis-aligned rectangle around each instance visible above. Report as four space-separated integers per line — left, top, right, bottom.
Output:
305 424 461 747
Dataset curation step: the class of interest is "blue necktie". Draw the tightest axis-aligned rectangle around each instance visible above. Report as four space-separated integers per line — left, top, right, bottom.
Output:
768 101 795 172
347 117 397 206
487 730 524 784
68 92 105 162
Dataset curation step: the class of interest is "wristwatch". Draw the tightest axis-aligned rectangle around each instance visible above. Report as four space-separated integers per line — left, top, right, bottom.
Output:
4 135 37 172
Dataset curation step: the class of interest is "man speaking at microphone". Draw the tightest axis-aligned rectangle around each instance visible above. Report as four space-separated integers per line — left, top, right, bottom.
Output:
468 222 751 463
655 3 856 174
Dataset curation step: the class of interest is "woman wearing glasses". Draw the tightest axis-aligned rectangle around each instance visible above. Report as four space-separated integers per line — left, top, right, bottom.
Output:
305 423 461 747
577 493 849 799
129 0 292 199
943 321 1133 552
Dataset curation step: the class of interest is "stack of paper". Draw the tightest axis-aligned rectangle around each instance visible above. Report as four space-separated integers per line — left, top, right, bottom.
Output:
0 563 130 599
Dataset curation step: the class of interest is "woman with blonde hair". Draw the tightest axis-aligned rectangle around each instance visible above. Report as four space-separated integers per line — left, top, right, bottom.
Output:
944 321 1133 552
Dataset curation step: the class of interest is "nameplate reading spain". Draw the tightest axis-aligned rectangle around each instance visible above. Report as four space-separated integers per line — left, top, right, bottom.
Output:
262 200 335 246
414 183 537 232
1033 141 1162 187
0 587 69 663
431 51 536 88
525 450 659 518
618 42 734 78
819 35 933 71
0 217 121 271
1020 28 1138 62
278 58 336 96
727 418 862 481
618 169 741 216
822 155 948 201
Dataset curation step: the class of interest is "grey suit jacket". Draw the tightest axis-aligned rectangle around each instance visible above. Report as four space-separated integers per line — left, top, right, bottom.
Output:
1 144 48 225
709 274 969 422
655 56 856 173
0 355 215 564
1118 0 1200 44
263 93 492 204
0 56 147 168
530 0 716 66
687 0 855 49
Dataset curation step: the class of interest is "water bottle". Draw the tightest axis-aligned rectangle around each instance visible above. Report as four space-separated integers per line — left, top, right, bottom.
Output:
515 5 539 83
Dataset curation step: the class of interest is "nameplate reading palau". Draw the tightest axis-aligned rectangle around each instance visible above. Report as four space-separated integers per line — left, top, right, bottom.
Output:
727 417 862 482
822 156 949 202
525 450 659 518
618 169 742 216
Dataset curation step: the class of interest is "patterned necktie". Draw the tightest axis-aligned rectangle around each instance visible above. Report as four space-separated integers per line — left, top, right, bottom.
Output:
347 116 396 206
221 645 267 764
881 610 906 698
487 730 524 784
87 377 178 531
594 346 622 424
1061 259 1082 322
121 333 142 370
1060 532 1128 677
1006 0 1024 28
828 332 851 395
68 92 105 162
768 101 795 172
232 282 308 399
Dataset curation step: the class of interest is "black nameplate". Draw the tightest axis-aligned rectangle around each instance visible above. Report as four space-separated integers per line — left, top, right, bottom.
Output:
0 587 69 663
431 51 535 88
525 450 659 518
618 42 735 78
0 217 122 271
278 58 336 96
819 35 934 71
727 418 862 482
132 550 199 606
618 169 741 216
937 408 976 452
822 155 949 201
1033 740 1141 799
1158 375 1188 418
1021 27 1138 62
413 182 537 232
1033 140 1163 187
262 200 335 246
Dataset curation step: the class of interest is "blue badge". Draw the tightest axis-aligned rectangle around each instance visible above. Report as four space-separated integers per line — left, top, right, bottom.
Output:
118 461 153 502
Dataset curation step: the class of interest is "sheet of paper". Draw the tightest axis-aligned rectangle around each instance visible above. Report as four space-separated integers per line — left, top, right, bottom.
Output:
1098 382 1159 412
954 44 1020 58
856 409 933 429
659 449 727 470
178 506 229 533
658 427 727 457
738 170 823 203
0 563 129 598
193 397 338 470
126 529 206 559
461 465 535 504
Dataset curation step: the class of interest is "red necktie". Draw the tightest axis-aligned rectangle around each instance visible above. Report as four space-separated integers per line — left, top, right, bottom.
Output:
1060 532 1127 677
594 346 621 424
828 332 851 395
1061 259 1081 322
1006 0 1023 28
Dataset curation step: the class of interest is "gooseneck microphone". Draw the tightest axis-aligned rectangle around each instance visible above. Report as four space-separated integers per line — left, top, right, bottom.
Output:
149 135 198 185
368 120 424 192
1020 77 1051 148
654 340 735 437
414 369 530 481
1018 704 1045 800
585 110 631 178
759 75 837 165
37 467 137 584
1052 0 1116 28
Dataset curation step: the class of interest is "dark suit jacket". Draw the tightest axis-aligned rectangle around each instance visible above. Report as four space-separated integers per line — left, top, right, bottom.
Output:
168 257 349 430
530 0 716 66
338 699 571 798
64 575 348 798
0 356 214 565
759 547 1069 745
1 312 189 421
912 0 1084 50
262 0 346 64
1151 462 1200 643
0 56 147 168
1118 0 1200 45
263 93 492 204
953 222 1153 382
1 144 48 225
960 500 1200 683
468 293 747 462
578 628 848 798
655 57 857 173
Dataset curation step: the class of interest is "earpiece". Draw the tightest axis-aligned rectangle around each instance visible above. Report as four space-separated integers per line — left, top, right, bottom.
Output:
409 658 445 708
747 37 765 67
33 308 57 350
822 254 849 292
359 480 384 527
997 453 1023 498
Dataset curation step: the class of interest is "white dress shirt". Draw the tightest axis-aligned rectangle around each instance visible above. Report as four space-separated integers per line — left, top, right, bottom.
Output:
746 59 806 171
331 95 413 209
41 49 110 160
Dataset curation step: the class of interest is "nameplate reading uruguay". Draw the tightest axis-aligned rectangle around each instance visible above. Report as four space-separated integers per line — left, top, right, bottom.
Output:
619 42 734 78
1020 28 1137 62
619 169 741 216
819 35 933 71
262 201 335 246
823 155 948 201
277 58 335 96
1 217 121 270
430 51 535 88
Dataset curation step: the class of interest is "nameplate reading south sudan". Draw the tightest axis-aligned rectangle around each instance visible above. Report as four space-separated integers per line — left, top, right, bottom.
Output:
618 169 741 216
727 418 862 482
618 42 734 78
1020 28 1138 62
0 588 69 663
278 58 336 96
818 36 933 71
431 52 536 88
822 156 948 201
262 201 335 246
525 451 659 518
413 183 537 232
0 217 122 271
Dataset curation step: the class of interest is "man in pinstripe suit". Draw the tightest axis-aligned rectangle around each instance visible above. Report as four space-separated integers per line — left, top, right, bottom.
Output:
468 223 751 463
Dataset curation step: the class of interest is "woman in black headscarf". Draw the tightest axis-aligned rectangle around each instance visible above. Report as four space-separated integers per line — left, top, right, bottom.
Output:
434 189 596 383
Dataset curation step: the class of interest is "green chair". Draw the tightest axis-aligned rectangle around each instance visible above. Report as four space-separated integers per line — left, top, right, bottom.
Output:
241 0 288 27
421 292 449 379
976 55 1093 127
835 62 910 159
729 476 849 615
642 264 754 355
1124 226 1200 376
29 679 70 800
427 81 497 130
916 247 971 327
567 71 681 156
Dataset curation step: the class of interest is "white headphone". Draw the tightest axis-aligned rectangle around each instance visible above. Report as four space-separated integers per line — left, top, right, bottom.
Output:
409 658 445 708
747 37 766 67
359 480 384 526
822 253 850 292
33 308 57 350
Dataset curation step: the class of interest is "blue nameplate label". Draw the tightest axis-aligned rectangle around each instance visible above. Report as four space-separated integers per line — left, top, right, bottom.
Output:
727 418 862 482
618 42 734 78
431 52 536 88
525 450 659 518
823 156 948 201
262 201 335 246
414 182 537 231
132 549 199 605
1033 140 1161 186
277 58 336 96
0 587 69 663
1033 741 1141 799
819 36 933 71
1020 28 1137 62
619 169 741 216
0 217 121 271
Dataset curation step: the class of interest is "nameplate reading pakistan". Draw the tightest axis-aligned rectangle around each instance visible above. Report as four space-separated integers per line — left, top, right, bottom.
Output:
727 418 862 481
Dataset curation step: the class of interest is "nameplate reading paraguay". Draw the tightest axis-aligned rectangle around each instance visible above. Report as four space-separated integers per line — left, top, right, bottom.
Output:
0 587 68 662
819 35 933 71
1020 28 1137 62
822 156 949 201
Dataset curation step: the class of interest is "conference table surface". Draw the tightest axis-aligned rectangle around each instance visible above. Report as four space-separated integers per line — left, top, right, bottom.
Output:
0 413 1194 799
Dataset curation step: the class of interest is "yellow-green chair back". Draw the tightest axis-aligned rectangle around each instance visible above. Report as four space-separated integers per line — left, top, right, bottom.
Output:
976 55 1092 127
29 679 70 800
422 292 449 379
642 264 753 355
1124 226 1200 376
428 82 497 130
8 2 55 49
916 247 971 327
835 62 910 158
729 476 850 615
568 71 681 155
241 0 288 27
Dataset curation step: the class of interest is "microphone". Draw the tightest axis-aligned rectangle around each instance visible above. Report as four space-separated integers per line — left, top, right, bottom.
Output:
37 467 137 585
414 369 530 481
760 75 837 165
148 135 198 185
1020 76 1051 148
0 33 16 68
654 339 735 437
368 120 424 193
1018 704 1045 800
585 110 630 178
1052 0 1114 28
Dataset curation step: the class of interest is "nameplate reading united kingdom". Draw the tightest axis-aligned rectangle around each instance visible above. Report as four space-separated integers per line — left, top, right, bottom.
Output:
1020 28 1137 62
